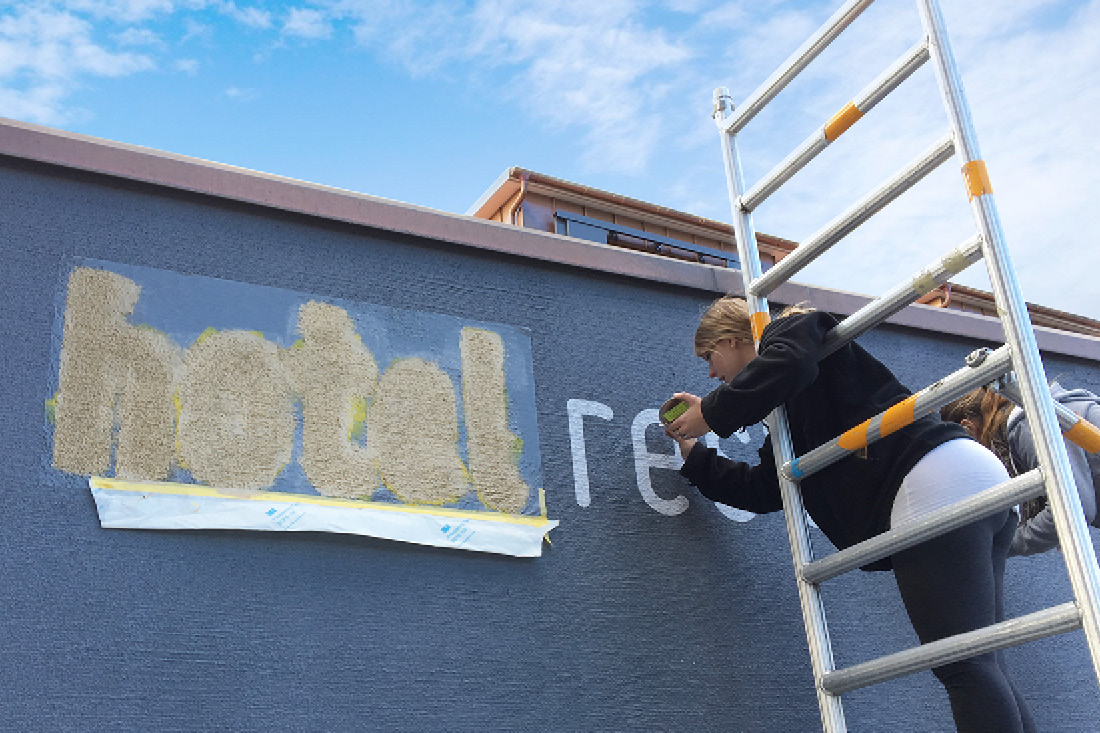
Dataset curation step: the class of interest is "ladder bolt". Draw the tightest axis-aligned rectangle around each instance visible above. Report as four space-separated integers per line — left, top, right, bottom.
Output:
965 347 991 368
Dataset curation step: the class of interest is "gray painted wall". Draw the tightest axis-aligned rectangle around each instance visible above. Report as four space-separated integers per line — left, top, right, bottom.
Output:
2 155 1099 731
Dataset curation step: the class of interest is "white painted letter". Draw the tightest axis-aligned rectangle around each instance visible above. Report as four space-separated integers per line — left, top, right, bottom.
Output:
632 409 688 516
566 399 612 507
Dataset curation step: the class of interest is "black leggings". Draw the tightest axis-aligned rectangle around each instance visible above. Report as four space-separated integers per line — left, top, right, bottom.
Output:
892 511 1037 732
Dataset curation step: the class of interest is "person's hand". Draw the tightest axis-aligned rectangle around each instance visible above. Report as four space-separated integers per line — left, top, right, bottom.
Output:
665 426 698 457
667 392 710 440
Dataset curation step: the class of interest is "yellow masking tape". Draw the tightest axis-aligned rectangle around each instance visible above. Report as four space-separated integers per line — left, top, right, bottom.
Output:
880 395 918 438
1065 418 1100 454
823 102 864 142
962 160 993 200
751 311 772 342
89 477 551 526
837 419 871 451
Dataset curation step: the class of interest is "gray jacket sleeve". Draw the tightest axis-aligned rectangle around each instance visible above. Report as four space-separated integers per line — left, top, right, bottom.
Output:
1009 405 1098 557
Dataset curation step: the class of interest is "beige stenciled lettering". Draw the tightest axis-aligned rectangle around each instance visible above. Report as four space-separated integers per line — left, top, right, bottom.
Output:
177 330 296 490
461 328 531 513
52 267 533 513
287 301 379 499
369 358 470 505
53 268 180 480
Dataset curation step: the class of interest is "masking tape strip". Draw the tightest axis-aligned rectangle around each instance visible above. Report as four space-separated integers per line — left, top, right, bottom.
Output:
89 476 550 526
941 246 973 275
1065 419 1100 454
911 271 937 296
962 160 992 201
837 419 871 451
751 311 772 342
823 102 865 142
880 395 918 438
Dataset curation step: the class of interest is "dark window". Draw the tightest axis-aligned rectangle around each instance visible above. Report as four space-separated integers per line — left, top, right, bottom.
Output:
554 211 740 269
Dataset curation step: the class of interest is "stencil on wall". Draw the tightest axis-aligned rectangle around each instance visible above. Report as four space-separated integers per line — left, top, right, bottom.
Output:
47 261 555 556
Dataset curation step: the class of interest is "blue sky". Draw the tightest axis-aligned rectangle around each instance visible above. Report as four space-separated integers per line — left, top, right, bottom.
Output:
4 0 1100 321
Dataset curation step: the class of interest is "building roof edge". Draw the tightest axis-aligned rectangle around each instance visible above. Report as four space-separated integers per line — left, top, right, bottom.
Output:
1 117 1094 362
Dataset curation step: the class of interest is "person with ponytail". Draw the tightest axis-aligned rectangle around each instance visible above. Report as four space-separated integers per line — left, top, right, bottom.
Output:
665 295 1034 733
942 383 1100 556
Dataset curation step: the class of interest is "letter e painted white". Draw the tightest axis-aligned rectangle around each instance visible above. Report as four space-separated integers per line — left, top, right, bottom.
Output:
566 399 612 507
632 409 688 516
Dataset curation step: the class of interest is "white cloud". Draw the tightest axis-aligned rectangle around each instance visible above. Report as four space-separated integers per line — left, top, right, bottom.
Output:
225 85 258 99
0 5 155 123
61 0 176 23
332 0 693 173
283 7 332 40
115 27 164 46
174 57 199 73
218 2 272 29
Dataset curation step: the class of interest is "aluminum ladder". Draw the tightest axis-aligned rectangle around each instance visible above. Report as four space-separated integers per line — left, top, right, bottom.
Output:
710 0 1100 730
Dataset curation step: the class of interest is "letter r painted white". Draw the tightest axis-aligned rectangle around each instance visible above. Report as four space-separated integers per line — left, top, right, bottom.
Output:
632 409 688 516
566 399 613 507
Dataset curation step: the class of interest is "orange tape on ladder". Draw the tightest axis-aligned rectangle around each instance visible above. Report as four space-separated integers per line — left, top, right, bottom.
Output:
837 419 871 451
1066 417 1100 454
750 311 771 342
962 160 993 201
880 395 918 438
823 102 864 142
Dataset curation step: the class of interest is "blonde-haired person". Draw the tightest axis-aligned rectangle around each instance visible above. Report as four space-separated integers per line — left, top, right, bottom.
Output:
942 384 1100 556
665 295 1034 733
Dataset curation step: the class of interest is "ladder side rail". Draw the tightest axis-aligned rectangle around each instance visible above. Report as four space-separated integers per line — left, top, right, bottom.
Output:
822 602 1082 696
802 468 1044 584
994 377 1100 454
821 234 982 357
742 38 931 213
750 134 955 298
784 345 1011 482
722 0 877 135
918 0 1100 686
714 91 847 733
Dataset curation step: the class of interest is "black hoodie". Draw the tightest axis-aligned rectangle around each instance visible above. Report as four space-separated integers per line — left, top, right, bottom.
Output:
680 311 970 570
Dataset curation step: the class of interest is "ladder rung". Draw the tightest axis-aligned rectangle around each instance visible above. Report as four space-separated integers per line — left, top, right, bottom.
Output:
721 0 876 135
820 233 982 357
749 133 955 298
801 468 1043 584
821 602 1082 695
740 39 930 213
783 344 1012 484
995 377 1100 454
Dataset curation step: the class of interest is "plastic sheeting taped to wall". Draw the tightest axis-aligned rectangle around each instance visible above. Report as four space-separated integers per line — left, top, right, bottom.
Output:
48 260 554 556
89 478 556 557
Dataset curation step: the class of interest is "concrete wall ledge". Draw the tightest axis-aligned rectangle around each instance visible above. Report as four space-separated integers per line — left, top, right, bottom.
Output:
1 116 1096 362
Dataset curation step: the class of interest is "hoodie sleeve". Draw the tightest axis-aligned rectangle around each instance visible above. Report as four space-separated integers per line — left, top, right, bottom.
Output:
699 312 832 439
1009 403 1098 556
679 439 784 514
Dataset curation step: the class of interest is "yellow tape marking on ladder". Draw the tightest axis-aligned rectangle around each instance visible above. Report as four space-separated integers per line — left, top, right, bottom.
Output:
751 311 772 342
1066 418 1100 454
837 419 871 451
823 102 864 142
962 160 993 200
880 395 918 438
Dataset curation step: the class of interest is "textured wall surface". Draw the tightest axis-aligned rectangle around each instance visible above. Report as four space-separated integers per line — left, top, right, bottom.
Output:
2 156 1099 731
